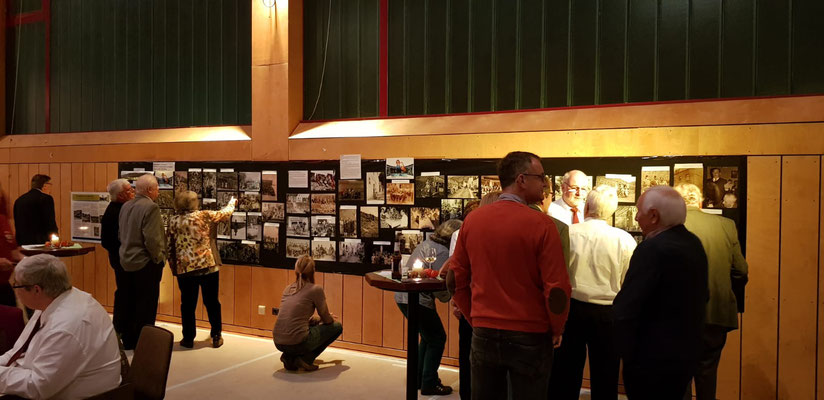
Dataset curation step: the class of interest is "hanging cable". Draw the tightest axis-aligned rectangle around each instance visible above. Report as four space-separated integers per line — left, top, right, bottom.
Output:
307 0 333 120
9 0 24 134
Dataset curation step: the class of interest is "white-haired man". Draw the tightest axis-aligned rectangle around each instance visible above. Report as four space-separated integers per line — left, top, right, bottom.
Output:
118 174 166 349
613 186 708 399
548 185 637 400
101 179 134 342
0 254 120 399
547 170 589 225
675 183 748 400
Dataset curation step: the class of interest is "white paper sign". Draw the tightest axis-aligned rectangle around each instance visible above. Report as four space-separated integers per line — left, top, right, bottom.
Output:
153 162 175 172
70 192 111 243
340 154 362 180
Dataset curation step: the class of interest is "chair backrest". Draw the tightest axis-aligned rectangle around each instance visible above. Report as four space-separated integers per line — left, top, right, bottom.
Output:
84 382 135 400
0 304 25 354
127 326 173 400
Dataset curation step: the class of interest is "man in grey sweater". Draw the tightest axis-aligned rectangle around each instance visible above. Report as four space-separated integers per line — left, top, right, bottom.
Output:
118 174 167 349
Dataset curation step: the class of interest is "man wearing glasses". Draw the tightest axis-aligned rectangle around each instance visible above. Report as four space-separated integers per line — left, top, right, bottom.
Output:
0 254 121 399
13 174 58 245
548 170 590 225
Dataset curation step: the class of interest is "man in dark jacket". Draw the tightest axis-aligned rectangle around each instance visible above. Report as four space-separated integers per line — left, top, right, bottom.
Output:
613 186 709 399
13 174 58 245
101 178 135 339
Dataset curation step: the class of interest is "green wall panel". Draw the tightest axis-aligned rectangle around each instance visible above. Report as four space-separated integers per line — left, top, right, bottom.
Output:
6 0 251 134
304 0 824 120
6 23 46 133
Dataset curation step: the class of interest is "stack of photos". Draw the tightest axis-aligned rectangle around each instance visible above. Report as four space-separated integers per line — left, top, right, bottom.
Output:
287 216 310 237
411 207 440 229
339 240 365 263
366 172 386 204
339 206 358 238
640 166 670 193
448 176 480 199
311 240 336 261
311 215 336 237
239 172 261 191
416 175 445 198
441 199 463 221
218 171 238 191
380 207 409 229
261 171 278 201
311 193 336 214
338 180 364 201
703 167 739 209
360 207 379 238
595 175 637 203
310 170 336 191
286 193 310 214
286 238 310 258
202 170 217 198
174 171 188 192
262 202 285 222
395 230 424 255
387 182 414 205
614 206 641 232
263 223 280 252
481 176 502 197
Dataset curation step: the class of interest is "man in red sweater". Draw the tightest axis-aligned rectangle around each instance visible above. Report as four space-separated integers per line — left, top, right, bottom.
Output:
449 151 570 400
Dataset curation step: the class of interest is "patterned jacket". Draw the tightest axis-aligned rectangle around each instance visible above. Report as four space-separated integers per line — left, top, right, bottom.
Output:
167 203 234 276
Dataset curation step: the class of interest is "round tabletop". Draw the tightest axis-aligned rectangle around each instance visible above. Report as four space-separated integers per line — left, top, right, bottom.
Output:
364 271 446 292
20 245 96 258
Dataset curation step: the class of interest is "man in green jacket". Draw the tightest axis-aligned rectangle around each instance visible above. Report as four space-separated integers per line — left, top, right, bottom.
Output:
675 183 748 400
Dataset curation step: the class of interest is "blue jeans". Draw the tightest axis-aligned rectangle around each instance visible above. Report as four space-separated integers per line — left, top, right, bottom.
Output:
275 322 343 364
470 327 554 400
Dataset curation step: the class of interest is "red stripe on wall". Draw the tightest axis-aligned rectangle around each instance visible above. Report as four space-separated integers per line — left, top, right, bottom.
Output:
379 0 388 117
7 11 44 26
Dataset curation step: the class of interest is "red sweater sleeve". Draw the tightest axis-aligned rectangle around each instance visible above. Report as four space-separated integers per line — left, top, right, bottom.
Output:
450 228 472 325
540 220 571 336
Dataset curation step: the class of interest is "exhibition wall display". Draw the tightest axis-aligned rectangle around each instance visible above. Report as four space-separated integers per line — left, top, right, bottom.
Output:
120 156 746 275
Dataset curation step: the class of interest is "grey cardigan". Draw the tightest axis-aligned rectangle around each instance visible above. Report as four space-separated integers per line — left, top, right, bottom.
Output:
118 194 167 271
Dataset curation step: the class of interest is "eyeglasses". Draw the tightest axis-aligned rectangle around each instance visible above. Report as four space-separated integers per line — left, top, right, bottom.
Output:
521 173 545 179
565 186 589 193
11 284 33 289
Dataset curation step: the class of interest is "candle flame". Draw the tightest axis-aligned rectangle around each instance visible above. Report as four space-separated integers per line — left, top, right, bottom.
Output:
412 259 424 270
51 234 59 241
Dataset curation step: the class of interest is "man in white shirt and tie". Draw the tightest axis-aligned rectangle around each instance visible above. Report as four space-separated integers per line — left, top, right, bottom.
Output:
0 254 121 400
547 185 637 400
547 170 590 225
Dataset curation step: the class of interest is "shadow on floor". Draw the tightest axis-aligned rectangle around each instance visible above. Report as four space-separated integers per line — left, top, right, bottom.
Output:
272 358 350 382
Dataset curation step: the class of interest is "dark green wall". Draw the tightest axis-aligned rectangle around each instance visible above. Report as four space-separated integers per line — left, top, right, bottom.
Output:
304 0 824 120
6 0 251 134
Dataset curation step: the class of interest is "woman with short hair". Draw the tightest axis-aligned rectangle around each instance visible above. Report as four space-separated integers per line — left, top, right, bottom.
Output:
274 256 343 371
167 190 235 348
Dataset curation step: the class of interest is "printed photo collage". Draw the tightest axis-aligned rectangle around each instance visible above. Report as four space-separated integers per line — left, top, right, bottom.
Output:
120 156 745 274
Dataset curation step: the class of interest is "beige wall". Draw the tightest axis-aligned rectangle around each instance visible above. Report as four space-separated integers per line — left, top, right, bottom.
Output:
2 1 824 398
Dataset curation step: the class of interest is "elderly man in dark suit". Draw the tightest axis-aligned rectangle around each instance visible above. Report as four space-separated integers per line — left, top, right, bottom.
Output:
13 174 58 245
118 174 166 350
675 183 748 400
101 178 135 341
613 185 708 399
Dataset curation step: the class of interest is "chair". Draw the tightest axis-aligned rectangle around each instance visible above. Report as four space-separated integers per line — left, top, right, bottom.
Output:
128 325 174 400
0 305 25 354
84 383 135 400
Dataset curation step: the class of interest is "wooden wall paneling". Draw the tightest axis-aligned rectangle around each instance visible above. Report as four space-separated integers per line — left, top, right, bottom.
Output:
39 163 49 175
94 163 109 305
157 265 175 316
18 165 30 205
324 273 343 326
741 156 781 399
361 278 383 346
171 277 182 317
819 157 824 399
219 265 235 325
778 156 819 399
70 164 85 290
447 310 459 358
29 164 40 185
435 300 449 357
342 274 363 343
382 290 403 350
49 164 61 237
8 164 18 229
60 164 72 279
717 320 742 400
233 265 252 327
106 162 118 305
0 164 8 215
82 163 98 300
250 266 283 330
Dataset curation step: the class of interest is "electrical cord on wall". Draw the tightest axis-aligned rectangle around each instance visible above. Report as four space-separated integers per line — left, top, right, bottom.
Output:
307 0 332 121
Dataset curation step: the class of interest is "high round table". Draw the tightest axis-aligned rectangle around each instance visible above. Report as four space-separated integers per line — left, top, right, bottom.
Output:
20 244 95 257
365 271 447 400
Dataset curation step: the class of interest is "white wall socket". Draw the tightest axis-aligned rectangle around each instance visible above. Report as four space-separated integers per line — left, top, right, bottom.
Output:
257 305 266 315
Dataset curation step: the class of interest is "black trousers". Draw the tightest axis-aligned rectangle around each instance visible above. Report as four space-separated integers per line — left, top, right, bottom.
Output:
459 315 472 400
623 362 692 400
684 324 729 400
109 256 128 337
397 303 447 391
177 271 222 340
548 299 619 400
121 260 164 349
471 327 554 400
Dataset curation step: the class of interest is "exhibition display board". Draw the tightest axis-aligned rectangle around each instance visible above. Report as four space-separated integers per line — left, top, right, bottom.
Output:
120 156 745 274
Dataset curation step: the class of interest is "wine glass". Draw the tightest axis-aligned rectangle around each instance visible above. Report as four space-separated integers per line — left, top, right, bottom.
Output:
423 247 437 270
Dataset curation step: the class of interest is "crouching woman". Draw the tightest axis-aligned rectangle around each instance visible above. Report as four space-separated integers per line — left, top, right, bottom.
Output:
273 255 343 371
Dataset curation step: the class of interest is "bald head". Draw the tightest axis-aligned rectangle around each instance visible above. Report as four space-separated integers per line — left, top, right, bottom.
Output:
636 185 686 238
135 174 159 200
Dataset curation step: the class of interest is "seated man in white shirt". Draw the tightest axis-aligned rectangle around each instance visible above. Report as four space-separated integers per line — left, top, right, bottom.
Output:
0 254 121 400
547 170 590 225
547 185 637 400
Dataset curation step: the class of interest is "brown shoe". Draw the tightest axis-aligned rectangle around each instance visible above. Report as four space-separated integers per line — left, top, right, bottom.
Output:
294 357 319 371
